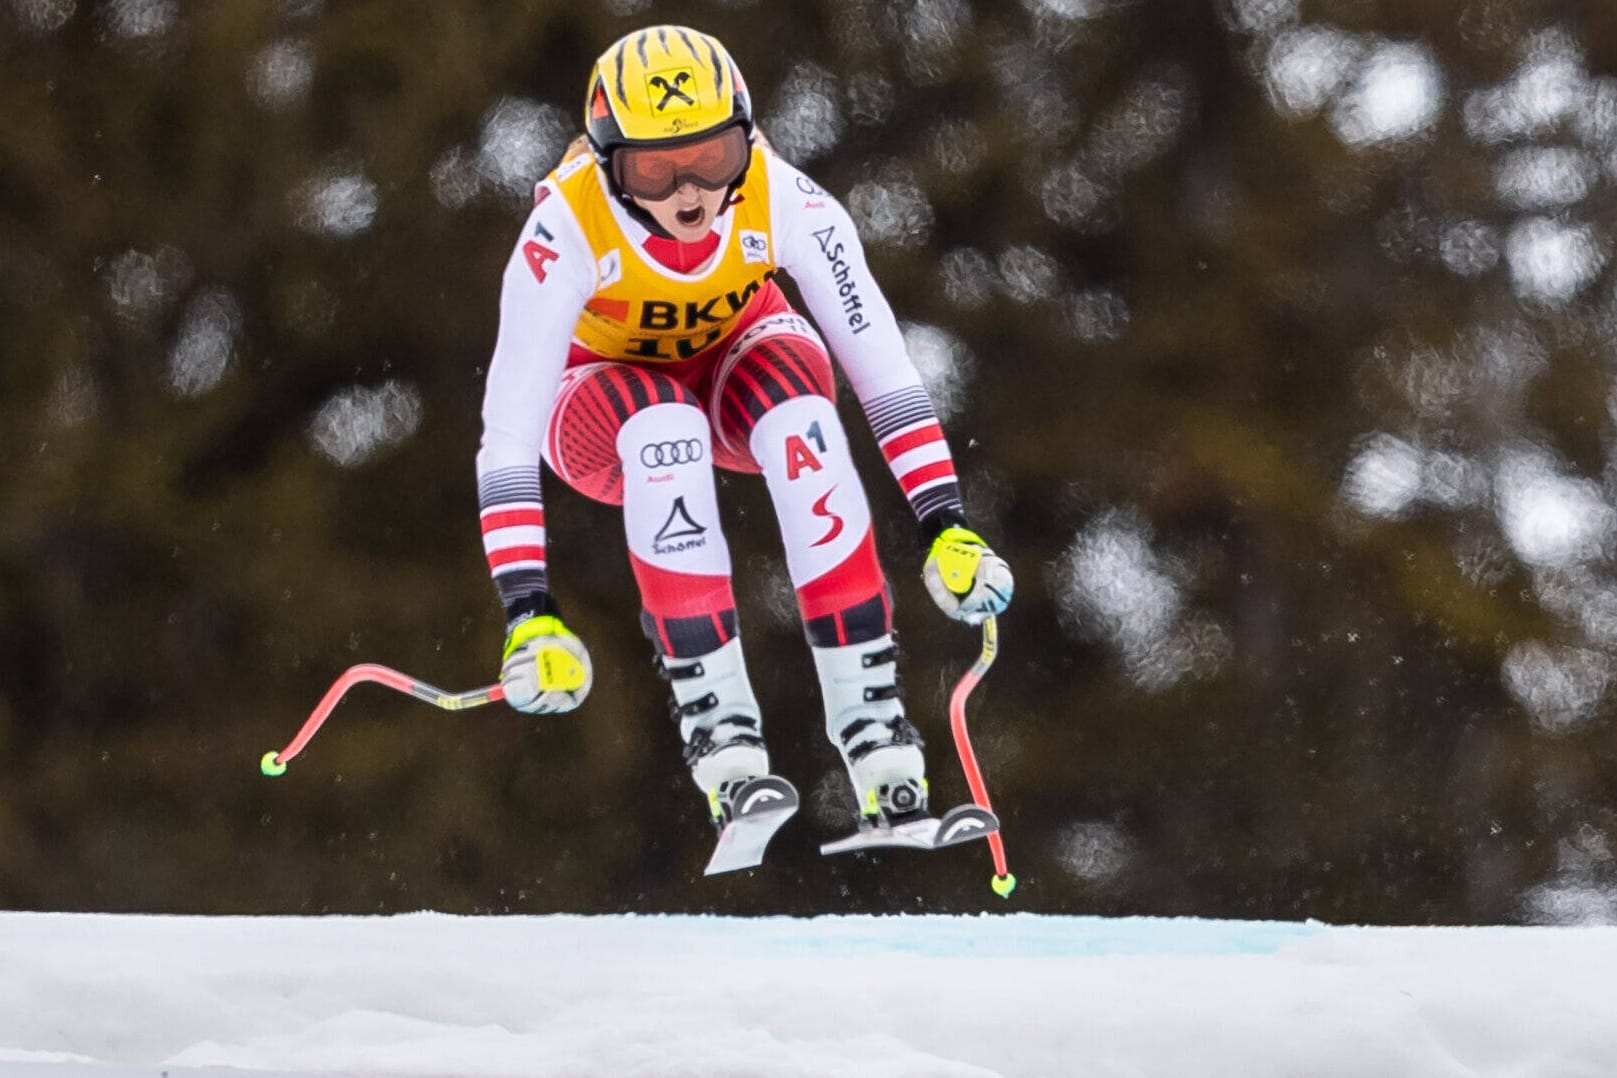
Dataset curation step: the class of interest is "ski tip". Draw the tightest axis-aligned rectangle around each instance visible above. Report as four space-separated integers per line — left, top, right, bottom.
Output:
991 872 1017 898
260 751 288 777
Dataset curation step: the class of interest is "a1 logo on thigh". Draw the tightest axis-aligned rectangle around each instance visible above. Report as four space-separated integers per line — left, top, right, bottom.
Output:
784 421 829 481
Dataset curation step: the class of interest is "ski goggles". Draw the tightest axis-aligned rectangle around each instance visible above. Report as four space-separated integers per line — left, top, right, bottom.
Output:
612 125 750 202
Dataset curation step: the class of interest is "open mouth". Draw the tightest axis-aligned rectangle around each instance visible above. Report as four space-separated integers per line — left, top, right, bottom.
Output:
675 206 705 228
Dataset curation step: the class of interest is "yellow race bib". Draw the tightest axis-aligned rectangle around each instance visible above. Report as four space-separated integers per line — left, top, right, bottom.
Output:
551 144 777 362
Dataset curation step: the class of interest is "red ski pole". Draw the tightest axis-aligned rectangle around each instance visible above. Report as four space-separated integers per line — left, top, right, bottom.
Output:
260 663 504 776
949 615 1015 897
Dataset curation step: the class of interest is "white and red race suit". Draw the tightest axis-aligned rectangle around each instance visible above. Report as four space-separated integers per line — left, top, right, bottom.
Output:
477 138 967 655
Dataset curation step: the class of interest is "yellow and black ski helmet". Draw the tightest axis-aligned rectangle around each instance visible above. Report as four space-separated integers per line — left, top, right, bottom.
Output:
584 26 754 164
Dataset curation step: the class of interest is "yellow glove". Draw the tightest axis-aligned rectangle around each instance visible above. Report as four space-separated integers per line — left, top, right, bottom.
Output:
501 615 592 714
923 526 1014 625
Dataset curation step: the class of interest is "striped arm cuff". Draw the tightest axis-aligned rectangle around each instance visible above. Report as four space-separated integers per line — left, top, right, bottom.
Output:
479 466 552 619
864 386 964 525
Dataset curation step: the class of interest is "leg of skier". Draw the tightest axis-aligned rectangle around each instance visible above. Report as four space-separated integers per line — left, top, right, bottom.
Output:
546 362 770 826
710 317 930 825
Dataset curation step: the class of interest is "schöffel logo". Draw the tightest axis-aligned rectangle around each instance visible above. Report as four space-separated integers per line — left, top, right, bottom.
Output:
653 496 708 555
640 439 703 468
811 225 872 335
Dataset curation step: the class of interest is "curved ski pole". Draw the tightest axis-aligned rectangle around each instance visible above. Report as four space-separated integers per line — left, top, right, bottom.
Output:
948 616 1015 897
260 664 504 777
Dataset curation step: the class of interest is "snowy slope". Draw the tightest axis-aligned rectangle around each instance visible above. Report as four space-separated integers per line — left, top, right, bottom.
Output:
1 912 1615 1077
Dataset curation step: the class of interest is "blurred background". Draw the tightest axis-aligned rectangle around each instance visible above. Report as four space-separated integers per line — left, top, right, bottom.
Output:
4 0 1617 924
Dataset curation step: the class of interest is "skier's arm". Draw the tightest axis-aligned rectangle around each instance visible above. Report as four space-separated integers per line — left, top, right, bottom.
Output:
476 188 592 627
767 154 967 541
477 186 603 712
769 154 1012 623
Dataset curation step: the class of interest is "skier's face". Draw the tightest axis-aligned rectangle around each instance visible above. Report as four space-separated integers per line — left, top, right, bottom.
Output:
632 182 728 243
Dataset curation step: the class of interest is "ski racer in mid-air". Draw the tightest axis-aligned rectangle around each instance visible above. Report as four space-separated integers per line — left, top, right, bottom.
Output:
476 24 1013 866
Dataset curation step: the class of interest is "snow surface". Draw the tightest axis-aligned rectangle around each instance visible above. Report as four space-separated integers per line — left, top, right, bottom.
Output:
2 911 1615 1077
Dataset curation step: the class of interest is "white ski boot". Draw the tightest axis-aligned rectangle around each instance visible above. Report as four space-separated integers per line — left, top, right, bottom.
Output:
657 637 772 826
812 633 929 824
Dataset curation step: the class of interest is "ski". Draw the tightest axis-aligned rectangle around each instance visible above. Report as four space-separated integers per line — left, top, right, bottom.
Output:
703 775 800 876
819 803 1000 857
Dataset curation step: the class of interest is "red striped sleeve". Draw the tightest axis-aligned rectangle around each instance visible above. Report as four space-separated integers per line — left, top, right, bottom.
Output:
480 507 545 532
881 422 945 463
898 460 956 494
487 545 547 569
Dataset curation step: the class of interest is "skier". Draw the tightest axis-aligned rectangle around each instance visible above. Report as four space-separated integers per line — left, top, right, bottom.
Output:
477 26 1013 853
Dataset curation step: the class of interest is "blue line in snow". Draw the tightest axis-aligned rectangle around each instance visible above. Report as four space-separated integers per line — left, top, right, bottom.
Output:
621 914 1324 959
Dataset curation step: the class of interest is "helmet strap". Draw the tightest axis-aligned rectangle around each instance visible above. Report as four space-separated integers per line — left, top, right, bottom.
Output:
588 147 674 238
619 188 677 239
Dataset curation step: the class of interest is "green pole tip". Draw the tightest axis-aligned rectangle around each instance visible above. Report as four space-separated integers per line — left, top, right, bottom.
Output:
260 750 288 777
991 872 1017 898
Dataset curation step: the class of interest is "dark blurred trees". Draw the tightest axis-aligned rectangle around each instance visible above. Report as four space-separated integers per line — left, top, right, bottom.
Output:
3 0 1617 923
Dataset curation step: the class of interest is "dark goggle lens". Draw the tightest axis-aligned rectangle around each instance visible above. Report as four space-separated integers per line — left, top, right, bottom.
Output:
614 127 748 201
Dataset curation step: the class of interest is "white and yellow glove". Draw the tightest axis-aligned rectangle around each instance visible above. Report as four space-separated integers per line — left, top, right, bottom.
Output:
501 615 593 714
923 526 1014 625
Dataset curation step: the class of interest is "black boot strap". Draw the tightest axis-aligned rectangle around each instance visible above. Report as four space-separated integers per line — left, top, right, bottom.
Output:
861 645 899 668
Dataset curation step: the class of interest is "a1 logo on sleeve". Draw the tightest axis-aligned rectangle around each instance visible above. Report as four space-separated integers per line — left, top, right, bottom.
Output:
740 230 770 265
523 241 560 284
523 197 561 284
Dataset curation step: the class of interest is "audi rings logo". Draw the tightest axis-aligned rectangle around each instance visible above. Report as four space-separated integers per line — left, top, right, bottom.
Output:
640 439 704 467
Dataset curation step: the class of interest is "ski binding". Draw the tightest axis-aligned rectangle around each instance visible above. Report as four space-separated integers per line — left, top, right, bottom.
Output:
819 803 999 857
704 775 799 876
